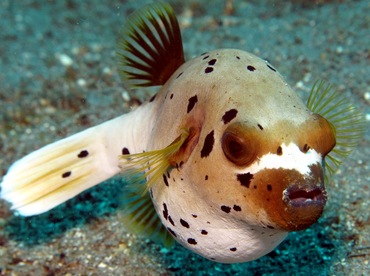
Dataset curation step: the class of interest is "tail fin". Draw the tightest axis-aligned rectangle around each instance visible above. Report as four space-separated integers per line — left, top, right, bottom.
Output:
1 115 129 216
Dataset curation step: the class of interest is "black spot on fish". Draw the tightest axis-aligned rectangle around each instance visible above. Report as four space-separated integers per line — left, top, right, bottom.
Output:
208 59 217 66
170 93 174 99
267 225 275 229
176 72 183 79
187 95 198 113
201 130 215 158
202 54 209 60
78 150 89 158
192 214 198 218
230 247 237 252
237 173 254 188
149 94 156 102
62 171 71 178
122 147 130 155
236 56 240 60
169 216 175 226
257 124 264 130
205 67 214 73
302 144 310 153
277 146 283 156
201 230 208 235
267 184 272 191
180 219 190 228
163 174 169 187
167 227 177 237
205 175 208 181
247 65 256 71
187 238 197 245
267 64 276 72
222 109 238 124
233 205 242 212
221 205 231 213
163 203 168 220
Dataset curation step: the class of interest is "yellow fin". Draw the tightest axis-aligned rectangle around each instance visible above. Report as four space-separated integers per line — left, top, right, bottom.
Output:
307 80 367 179
118 175 174 248
120 129 189 192
117 2 185 90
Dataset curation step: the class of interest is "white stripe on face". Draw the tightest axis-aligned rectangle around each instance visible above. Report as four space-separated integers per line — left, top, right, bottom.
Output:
243 143 322 176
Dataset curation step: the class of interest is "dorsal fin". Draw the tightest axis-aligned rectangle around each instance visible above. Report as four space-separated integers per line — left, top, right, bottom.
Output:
117 2 185 90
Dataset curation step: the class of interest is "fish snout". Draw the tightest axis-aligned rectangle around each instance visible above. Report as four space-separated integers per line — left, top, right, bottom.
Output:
280 163 327 231
248 163 327 232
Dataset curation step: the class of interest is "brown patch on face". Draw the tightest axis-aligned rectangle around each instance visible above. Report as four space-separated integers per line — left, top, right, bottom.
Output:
188 113 334 233
249 164 326 231
222 114 336 168
296 114 336 157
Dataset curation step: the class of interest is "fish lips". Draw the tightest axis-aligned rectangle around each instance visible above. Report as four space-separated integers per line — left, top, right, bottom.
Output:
281 163 327 231
250 163 327 232
283 184 327 208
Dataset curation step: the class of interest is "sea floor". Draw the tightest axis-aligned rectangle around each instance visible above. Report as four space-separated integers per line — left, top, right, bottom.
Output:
0 0 369 275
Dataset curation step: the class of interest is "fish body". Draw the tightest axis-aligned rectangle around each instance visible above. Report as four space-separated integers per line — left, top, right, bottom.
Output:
0 3 365 263
146 49 333 262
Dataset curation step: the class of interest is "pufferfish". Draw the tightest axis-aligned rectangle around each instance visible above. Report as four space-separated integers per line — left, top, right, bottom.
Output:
0 3 366 263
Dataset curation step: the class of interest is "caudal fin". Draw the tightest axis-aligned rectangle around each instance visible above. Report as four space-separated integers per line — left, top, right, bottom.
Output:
1 118 125 216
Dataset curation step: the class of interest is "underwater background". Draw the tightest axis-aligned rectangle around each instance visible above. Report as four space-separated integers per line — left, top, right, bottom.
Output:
0 0 369 275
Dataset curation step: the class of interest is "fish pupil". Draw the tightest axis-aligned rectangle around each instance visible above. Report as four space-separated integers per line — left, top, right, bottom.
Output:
222 132 255 166
228 140 243 157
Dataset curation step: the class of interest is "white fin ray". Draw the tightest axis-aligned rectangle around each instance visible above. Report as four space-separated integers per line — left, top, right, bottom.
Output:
1 141 88 192
1 129 113 216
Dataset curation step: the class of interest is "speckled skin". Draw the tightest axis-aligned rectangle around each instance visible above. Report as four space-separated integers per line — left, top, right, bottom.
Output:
147 49 335 262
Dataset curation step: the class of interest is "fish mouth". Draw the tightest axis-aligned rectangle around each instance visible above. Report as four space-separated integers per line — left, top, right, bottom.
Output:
247 164 328 231
280 172 327 231
283 186 327 207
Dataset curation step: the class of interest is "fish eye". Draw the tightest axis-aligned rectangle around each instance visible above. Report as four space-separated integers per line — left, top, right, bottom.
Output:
221 132 256 166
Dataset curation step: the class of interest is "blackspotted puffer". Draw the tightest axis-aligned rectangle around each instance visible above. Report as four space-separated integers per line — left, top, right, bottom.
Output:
0 2 365 263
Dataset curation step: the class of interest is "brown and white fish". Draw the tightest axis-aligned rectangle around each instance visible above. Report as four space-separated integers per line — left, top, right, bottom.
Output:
0 2 366 263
